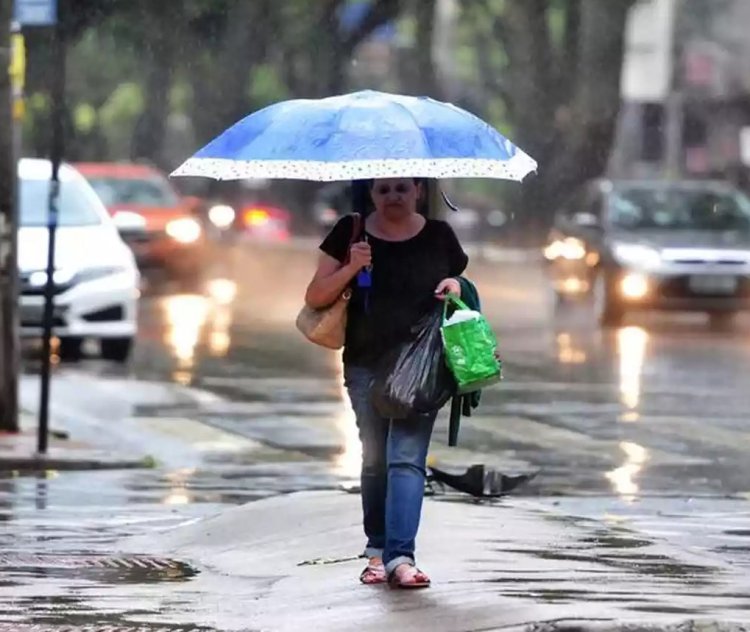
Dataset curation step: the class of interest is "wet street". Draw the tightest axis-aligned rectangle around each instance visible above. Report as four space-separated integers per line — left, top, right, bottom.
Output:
4 241 750 629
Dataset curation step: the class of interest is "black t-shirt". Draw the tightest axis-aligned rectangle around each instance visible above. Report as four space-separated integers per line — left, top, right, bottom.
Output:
320 215 468 368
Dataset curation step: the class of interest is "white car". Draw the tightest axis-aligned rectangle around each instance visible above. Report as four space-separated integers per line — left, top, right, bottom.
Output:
18 158 140 361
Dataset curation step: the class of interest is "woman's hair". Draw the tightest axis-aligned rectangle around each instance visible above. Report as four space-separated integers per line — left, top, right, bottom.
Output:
367 177 423 189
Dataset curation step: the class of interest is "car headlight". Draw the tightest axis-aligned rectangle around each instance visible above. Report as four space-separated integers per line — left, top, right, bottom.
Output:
544 237 586 261
166 218 202 244
620 272 649 299
28 269 76 287
612 243 661 269
208 205 236 229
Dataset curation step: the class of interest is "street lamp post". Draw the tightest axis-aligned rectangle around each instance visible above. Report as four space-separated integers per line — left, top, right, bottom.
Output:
37 3 64 454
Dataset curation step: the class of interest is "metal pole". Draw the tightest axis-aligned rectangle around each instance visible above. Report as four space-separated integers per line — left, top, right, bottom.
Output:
0 8 19 433
38 14 65 454
663 0 682 180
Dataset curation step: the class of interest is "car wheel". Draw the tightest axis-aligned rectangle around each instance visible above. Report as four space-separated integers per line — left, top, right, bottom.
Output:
58 336 83 361
100 337 133 363
592 272 625 328
708 311 736 332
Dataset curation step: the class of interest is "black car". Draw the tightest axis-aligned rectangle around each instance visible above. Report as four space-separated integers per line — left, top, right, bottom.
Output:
544 179 750 327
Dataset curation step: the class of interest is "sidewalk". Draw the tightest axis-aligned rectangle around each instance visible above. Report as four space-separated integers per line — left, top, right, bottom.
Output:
119 491 750 632
0 410 150 472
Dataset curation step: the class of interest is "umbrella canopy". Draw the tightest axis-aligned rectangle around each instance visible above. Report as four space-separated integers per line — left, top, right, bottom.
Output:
171 90 536 182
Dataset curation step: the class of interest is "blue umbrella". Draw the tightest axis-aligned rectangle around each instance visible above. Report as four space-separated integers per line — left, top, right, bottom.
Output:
171 90 537 182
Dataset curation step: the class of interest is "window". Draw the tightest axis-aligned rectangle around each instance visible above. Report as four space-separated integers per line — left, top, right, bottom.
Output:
87 176 179 207
20 178 104 227
610 186 750 231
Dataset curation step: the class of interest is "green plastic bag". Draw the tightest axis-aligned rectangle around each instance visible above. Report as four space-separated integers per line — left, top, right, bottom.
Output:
441 295 502 394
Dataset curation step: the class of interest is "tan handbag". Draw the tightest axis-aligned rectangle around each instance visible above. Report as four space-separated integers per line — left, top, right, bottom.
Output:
296 214 362 349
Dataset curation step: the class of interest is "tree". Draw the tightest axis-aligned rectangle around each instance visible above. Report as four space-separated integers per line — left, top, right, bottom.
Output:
273 0 402 98
184 0 275 147
129 0 180 163
460 0 637 241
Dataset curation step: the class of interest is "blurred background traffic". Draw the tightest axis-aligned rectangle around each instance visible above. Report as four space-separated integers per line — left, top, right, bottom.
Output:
8 0 750 360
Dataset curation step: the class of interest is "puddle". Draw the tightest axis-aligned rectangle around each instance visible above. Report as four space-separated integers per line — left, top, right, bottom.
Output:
626 604 703 614
578 533 653 549
0 622 217 632
495 587 647 604
0 596 219 630
723 529 750 537
500 548 715 582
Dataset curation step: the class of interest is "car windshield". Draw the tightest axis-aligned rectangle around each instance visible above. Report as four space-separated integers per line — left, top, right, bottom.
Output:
20 177 103 227
87 176 179 207
610 187 750 231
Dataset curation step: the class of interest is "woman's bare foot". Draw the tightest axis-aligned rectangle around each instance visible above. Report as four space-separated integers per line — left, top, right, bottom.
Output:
388 563 431 589
359 557 386 585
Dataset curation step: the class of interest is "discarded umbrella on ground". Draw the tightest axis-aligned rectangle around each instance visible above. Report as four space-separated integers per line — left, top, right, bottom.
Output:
427 464 537 499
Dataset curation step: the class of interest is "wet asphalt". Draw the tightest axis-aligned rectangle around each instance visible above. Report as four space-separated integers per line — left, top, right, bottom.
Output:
4 241 750 628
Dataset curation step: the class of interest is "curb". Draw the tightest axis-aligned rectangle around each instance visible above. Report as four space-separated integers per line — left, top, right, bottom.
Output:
0 454 153 473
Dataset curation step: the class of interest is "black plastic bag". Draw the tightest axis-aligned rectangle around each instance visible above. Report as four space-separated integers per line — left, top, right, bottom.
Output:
371 304 457 419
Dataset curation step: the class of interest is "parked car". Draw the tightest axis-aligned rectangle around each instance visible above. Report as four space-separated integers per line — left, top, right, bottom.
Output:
73 162 207 282
544 179 750 327
18 158 139 361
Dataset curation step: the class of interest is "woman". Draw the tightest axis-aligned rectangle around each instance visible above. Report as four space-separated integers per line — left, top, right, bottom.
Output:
304 177 468 588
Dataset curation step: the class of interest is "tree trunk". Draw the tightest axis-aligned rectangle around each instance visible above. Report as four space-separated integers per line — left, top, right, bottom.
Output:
188 1 273 146
498 0 635 242
413 0 439 97
130 1 176 166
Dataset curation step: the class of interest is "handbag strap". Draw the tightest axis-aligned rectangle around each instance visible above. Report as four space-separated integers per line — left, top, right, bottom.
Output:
343 213 363 265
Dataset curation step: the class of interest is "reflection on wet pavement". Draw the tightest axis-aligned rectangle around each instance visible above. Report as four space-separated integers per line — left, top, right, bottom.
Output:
330 361 361 480
163 294 209 385
556 332 587 365
617 326 648 411
605 441 649 501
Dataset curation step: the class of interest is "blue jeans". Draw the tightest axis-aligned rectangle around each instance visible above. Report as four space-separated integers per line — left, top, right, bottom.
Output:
344 365 437 576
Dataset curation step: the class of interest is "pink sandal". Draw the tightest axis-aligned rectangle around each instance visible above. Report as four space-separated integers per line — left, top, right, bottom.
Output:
388 564 431 589
359 561 387 585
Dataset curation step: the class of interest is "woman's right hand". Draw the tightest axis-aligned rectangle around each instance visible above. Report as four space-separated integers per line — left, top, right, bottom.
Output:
348 241 372 272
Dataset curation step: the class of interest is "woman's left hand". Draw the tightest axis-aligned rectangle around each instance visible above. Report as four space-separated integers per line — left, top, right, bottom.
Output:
435 278 461 300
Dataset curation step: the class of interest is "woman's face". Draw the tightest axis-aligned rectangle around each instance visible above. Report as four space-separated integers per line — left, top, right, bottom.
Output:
370 178 422 220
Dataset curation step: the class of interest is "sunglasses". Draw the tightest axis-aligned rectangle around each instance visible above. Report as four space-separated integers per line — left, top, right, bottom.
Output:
373 183 412 196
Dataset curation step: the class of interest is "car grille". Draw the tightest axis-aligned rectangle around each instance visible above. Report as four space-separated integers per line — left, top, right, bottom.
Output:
124 230 164 246
82 305 124 322
659 275 750 299
20 304 67 328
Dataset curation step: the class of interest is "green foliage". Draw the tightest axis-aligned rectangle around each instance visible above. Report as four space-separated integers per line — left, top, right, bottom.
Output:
73 103 97 134
98 82 144 158
169 81 192 116
22 92 51 155
67 23 142 108
248 65 290 109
